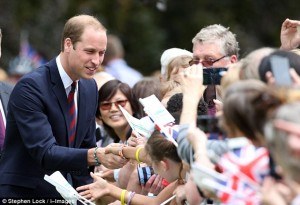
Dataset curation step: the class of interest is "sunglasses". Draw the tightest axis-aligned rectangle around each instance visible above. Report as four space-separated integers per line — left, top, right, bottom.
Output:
100 100 128 110
189 55 227 67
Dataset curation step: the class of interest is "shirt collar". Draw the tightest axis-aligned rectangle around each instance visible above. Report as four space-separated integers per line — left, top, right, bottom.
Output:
56 55 76 89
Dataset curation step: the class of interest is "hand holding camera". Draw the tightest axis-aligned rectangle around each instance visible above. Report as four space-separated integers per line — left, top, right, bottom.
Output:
180 64 206 101
140 172 165 196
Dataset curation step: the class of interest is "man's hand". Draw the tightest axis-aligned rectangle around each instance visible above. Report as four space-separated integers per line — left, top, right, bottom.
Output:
93 146 128 169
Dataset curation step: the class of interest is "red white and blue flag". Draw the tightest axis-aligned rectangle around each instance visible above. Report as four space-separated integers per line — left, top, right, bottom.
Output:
215 144 270 204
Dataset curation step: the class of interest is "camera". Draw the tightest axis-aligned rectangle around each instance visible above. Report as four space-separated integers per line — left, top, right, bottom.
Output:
203 67 227 85
269 154 283 180
197 115 221 134
137 166 154 185
270 55 292 86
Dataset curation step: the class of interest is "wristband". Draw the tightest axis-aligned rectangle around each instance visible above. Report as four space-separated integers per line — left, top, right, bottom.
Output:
119 145 126 159
135 147 143 164
127 191 135 205
120 189 127 205
94 147 101 166
113 168 120 182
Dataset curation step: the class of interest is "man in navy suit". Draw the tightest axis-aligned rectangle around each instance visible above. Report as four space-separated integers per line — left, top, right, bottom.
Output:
0 14 127 198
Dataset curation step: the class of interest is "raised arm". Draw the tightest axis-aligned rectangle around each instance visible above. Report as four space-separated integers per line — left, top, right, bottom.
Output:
280 18 300 51
179 64 205 126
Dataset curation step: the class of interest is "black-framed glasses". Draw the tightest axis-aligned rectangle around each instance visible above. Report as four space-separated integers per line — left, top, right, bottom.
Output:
189 55 228 67
100 100 128 110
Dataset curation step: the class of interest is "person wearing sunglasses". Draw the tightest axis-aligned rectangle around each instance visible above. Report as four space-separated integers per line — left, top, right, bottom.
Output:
172 25 240 204
95 80 166 203
96 79 140 144
190 24 239 68
95 80 140 197
184 24 240 118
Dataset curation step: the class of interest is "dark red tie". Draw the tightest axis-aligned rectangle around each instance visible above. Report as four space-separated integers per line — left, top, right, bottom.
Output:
0 109 6 150
68 82 77 147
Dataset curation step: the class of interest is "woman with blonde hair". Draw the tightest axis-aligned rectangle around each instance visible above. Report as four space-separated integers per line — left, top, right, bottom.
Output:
159 48 193 106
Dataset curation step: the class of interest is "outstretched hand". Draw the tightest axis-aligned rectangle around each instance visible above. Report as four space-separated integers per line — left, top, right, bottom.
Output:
76 172 110 201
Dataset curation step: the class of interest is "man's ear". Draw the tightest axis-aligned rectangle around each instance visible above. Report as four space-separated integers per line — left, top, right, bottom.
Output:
229 55 238 64
64 38 73 52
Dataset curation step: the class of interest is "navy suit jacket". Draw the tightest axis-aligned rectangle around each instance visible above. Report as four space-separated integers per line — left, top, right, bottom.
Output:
0 59 98 198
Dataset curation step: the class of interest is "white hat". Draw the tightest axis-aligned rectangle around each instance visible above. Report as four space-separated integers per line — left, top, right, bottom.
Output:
160 48 193 79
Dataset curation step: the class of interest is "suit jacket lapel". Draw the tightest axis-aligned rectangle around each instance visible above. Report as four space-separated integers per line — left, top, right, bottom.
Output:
48 59 69 139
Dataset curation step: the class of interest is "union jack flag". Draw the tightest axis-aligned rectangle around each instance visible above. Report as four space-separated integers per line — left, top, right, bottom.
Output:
192 163 259 205
154 123 179 147
215 144 270 204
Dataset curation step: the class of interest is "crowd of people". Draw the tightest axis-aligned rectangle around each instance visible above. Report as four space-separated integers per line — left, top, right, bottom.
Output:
0 14 300 205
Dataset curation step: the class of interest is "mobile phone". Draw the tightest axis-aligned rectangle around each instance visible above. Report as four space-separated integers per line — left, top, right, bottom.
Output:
203 85 216 115
269 153 283 181
270 55 292 86
203 67 227 85
137 166 154 185
197 115 220 133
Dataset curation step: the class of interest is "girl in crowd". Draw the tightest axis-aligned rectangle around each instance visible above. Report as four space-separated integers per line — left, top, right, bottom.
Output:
77 131 187 205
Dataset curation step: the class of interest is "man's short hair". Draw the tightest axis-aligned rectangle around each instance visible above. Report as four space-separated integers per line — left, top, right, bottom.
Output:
61 14 106 51
192 24 240 58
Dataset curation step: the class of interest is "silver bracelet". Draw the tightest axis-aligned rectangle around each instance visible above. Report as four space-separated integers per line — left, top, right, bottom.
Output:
93 147 101 166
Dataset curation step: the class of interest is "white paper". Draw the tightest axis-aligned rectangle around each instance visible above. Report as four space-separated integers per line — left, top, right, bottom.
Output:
139 95 175 126
138 95 178 146
44 171 95 205
118 105 154 138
